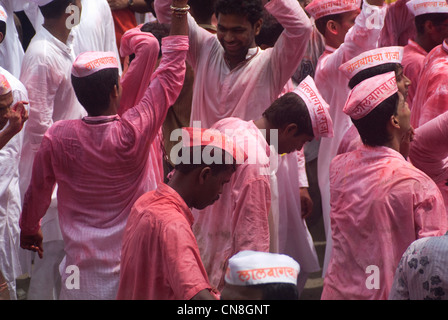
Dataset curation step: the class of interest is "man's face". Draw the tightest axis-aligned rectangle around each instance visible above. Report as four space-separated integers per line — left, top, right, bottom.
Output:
195 167 234 210
276 125 314 154
0 92 13 130
432 18 448 46
395 92 411 136
333 9 360 46
216 13 262 63
395 65 411 100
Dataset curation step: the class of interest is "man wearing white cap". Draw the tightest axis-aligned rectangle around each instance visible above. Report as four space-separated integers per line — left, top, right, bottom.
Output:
19 0 189 300
117 128 243 300
221 250 300 300
304 0 387 276
336 46 412 155
191 76 333 295
322 72 447 300
402 0 448 110
18 0 85 300
0 71 28 300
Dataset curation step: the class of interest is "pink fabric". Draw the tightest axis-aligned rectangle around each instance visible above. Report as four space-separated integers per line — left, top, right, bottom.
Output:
305 0 362 20
117 183 212 300
409 111 448 213
337 124 362 155
343 71 398 120
402 39 427 110
118 25 165 191
192 118 272 291
314 1 387 274
71 52 119 78
322 145 447 300
379 0 416 47
19 36 189 299
410 41 448 128
156 0 313 128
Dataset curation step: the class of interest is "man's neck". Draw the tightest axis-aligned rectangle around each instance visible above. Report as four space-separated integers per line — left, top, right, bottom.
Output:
415 34 433 54
167 173 194 208
43 19 71 44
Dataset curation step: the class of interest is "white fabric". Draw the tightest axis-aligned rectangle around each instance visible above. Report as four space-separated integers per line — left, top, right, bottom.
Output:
407 0 448 16
0 66 28 300
225 250 300 286
0 0 27 78
314 0 386 275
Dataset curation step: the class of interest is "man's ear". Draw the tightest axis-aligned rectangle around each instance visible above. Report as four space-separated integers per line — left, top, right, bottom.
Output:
326 20 339 36
198 166 212 185
110 84 119 99
390 115 400 129
253 18 263 36
284 123 298 136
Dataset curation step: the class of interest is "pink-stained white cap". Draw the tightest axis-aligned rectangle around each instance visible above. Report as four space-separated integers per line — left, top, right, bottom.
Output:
0 5 7 23
343 71 398 120
293 76 334 138
181 127 248 164
0 74 12 96
29 0 54 6
224 250 300 286
339 46 404 80
407 0 448 16
72 52 119 78
305 0 361 20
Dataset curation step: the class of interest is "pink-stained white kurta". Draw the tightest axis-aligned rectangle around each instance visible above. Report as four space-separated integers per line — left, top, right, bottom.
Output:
72 0 121 65
402 39 427 110
322 145 447 300
314 0 387 275
411 40 448 128
117 183 213 300
19 27 86 248
409 111 448 214
378 0 416 47
19 36 189 300
192 117 272 291
0 67 28 300
118 25 164 191
0 0 26 78
155 0 313 128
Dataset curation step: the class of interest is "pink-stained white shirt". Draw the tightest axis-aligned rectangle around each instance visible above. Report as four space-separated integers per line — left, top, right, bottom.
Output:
192 118 272 291
322 145 447 300
378 0 416 47
402 39 427 110
118 25 164 190
117 183 212 300
314 0 387 275
411 40 448 128
0 67 28 300
155 0 313 128
409 111 448 214
19 36 189 300
18 27 86 244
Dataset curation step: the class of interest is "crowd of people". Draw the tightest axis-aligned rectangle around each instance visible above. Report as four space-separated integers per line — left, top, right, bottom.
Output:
0 0 447 301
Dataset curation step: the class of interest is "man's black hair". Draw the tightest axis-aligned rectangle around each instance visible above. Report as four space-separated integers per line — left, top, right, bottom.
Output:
253 282 299 300
415 12 448 35
352 92 399 147
214 0 263 25
263 92 314 137
348 63 401 89
0 21 6 40
71 68 119 116
39 0 75 20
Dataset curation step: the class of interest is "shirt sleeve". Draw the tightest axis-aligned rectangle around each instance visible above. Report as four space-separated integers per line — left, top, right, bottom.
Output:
121 35 189 146
161 219 211 300
263 0 313 93
20 63 61 154
410 111 448 184
231 166 272 254
19 133 56 235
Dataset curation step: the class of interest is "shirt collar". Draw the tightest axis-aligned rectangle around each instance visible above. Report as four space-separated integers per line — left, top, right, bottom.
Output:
156 183 194 226
443 40 448 54
40 26 75 57
408 39 428 56
82 114 120 124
